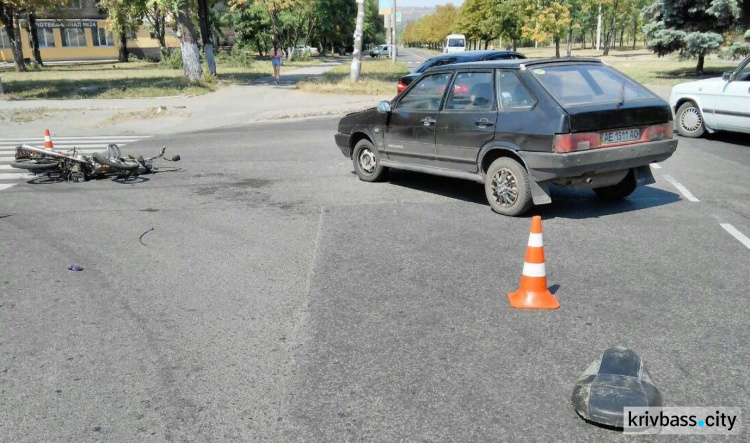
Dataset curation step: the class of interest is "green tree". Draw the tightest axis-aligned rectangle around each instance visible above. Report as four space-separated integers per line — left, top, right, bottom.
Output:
645 0 743 72
522 0 574 57
493 0 525 51
99 0 147 62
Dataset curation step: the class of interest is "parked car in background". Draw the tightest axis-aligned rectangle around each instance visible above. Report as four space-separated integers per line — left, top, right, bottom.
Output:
335 58 677 216
369 44 390 58
397 50 527 93
292 45 319 58
669 55 750 137
444 34 466 53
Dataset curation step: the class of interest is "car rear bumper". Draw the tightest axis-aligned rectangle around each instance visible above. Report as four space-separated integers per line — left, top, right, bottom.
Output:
519 139 678 182
335 133 350 157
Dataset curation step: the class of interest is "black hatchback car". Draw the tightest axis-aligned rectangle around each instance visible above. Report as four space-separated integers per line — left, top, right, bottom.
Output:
398 50 527 93
335 58 678 216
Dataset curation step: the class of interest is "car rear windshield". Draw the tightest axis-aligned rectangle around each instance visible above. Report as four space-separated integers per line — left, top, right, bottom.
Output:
530 64 655 107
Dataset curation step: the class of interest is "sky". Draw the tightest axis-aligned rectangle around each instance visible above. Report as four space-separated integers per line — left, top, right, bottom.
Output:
379 0 465 8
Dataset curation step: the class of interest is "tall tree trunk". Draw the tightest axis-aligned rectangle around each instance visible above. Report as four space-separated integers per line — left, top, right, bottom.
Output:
11 11 25 71
632 13 638 49
696 54 705 73
27 11 43 66
176 0 202 82
581 30 586 49
484 40 489 49
0 75 3 94
554 36 560 58
603 1 617 56
118 23 128 62
350 0 365 82
197 0 216 74
255 37 264 57
566 27 572 56
619 25 625 48
0 4 26 72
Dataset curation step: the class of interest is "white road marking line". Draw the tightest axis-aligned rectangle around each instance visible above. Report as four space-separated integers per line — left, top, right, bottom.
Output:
650 163 662 169
0 183 16 191
663 174 699 202
0 143 129 149
0 157 14 162
0 173 35 180
0 149 105 155
0 165 15 170
0 135 150 142
720 223 750 250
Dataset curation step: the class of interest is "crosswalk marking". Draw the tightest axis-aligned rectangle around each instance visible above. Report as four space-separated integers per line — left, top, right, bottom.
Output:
0 134 152 193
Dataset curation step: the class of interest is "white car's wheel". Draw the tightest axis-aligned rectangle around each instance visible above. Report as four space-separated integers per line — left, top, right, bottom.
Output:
675 101 706 138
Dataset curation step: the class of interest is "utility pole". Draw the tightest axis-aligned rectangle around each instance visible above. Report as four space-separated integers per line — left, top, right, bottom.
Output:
391 0 397 62
596 5 602 51
350 0 365 82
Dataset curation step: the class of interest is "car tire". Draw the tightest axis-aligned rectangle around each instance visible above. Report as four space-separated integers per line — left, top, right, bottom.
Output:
675 101 705 138
484 157 533 216
352 139 387 182
593 169 637 200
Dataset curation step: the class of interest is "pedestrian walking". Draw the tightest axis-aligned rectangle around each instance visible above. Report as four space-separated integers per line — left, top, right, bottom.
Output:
270 41 285 84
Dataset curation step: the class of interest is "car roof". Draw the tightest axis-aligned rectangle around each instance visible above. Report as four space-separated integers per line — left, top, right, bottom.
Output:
426 50 525 61
424 57 604 72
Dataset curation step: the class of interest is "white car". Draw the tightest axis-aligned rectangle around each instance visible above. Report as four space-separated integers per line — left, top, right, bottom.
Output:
669 55 750 137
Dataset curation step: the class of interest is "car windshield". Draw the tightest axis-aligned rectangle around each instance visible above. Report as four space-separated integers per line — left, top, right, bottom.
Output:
448 39 465 47
530 64 654 107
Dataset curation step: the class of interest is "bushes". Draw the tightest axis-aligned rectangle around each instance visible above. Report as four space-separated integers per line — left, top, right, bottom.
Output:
214 45 255 68
160 47 184 69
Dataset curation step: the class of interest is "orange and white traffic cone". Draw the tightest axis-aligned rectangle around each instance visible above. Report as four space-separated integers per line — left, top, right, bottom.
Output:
508 216 560 309
43 129 54 150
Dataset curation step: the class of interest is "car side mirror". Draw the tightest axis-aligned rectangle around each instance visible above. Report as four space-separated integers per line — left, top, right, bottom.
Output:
377 101 392 113
722 71 734 82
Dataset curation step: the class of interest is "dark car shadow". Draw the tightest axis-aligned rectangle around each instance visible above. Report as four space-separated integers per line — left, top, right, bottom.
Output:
383 169 681 219
702 131 750 148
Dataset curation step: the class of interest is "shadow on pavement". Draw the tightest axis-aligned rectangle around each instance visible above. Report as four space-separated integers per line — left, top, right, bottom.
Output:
385 169 681 219
703 131 750 148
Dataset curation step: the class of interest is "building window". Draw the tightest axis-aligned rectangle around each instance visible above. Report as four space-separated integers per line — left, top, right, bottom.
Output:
36 28 56 48
0 29 11 49
92 27 114 46
61 27 87 47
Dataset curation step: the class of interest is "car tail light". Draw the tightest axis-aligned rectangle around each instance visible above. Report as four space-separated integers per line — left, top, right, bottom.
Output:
646 123 673 141
553 132 600 153
397 80 406 93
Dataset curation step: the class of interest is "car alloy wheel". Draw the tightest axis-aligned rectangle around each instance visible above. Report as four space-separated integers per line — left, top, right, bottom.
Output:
491 168 519 207
358 147 377 175
679 106 702 132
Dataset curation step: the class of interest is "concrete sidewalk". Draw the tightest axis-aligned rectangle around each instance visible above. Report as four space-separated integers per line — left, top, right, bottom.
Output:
0 64 392 137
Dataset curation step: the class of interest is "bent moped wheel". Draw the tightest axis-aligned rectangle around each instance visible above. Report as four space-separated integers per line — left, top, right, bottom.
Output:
10 159 60 171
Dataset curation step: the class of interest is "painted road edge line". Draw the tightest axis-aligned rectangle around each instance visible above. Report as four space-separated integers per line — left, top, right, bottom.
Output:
720 223 750 250
651 163 662 169
0 183 16 191
663 174 699 202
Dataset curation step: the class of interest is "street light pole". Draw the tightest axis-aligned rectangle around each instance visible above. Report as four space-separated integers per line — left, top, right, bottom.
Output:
391 0 397 62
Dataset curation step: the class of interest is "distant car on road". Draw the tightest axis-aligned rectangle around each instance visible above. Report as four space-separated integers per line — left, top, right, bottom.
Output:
369 44 390 58
335 58 677 216
669 55 750 137
397 50 527 93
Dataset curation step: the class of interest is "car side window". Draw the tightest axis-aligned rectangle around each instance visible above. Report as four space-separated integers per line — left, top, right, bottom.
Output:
737 61 750 81
445 72 494 111
496 71 534 109
397 72 453 111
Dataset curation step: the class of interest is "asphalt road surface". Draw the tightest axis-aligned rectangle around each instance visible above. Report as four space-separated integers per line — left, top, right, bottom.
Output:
1 119 748 441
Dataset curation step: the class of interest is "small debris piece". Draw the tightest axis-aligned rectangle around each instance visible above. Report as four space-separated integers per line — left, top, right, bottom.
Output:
67 265 84 271
139 227 155 246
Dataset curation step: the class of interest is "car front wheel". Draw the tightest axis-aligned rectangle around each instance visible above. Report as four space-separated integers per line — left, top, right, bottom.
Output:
675 101 705 138
484 157 532 216
352 139 387 182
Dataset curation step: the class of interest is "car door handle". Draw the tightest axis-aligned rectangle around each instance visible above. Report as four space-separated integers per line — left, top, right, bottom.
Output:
475 118 494 127
421 117 436 126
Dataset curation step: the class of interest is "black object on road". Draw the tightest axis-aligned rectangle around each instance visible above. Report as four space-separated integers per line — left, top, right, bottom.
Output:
67 265 84 271
572 347 662 428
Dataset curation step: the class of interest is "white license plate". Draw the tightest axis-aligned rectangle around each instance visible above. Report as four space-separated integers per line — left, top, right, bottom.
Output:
600 129 641 145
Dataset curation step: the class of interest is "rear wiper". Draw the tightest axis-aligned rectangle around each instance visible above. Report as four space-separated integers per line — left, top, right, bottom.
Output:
618 80 626 106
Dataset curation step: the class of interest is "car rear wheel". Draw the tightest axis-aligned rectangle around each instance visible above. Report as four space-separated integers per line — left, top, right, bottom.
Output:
352 139 386 182
675 101 705 138
484 157 532 216
593 169 637 200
